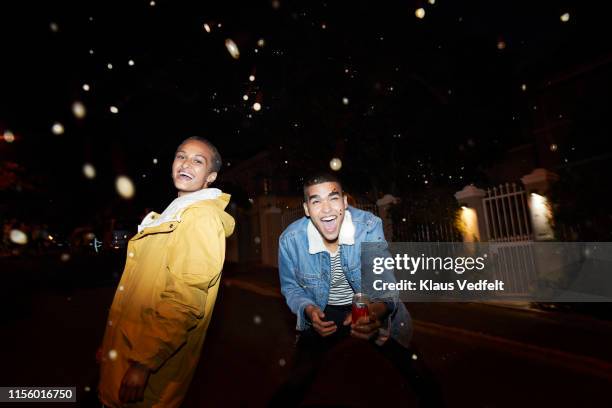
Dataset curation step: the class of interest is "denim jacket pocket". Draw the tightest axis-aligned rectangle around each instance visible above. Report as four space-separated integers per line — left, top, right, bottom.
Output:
298 273 320 288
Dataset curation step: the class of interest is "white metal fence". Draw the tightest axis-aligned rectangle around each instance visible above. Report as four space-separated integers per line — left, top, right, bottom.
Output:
483 183 532 242
488 242 538 295
392 220 461 242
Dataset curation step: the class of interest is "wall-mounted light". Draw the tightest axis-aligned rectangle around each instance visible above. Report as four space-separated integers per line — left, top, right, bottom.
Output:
457 206 479 242
529 193 554 240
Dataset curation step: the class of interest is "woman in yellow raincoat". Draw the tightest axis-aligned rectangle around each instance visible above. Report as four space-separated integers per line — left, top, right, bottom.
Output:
98 137 235 407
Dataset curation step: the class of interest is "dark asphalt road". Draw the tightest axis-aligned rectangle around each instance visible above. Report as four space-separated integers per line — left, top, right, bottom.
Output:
1 256 611 407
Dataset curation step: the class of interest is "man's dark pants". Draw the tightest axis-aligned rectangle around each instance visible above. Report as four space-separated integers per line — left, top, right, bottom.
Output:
269 305 444 407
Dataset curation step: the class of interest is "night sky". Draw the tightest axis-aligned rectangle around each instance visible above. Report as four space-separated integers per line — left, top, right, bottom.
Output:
1 0 611 228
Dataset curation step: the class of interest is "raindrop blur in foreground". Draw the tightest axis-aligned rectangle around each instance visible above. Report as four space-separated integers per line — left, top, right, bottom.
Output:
415 8 425 19
225 39 240 59
52 122 64 135
3 130 15 143
72 101 86 119
83 163 96 179
108 350 118 361
252 102 262 111
329 158 342 171
10 229 28 245
253 315 262 325
116 176 135 199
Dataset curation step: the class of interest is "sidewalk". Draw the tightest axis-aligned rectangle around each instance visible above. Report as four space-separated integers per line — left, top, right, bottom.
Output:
225 262 612 365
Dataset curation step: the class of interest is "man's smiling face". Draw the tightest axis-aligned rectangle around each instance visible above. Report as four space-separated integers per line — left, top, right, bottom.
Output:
303 181 348 246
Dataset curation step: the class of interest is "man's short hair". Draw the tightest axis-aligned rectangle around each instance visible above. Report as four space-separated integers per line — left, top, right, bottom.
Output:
303 172 343 202
177 136 223 173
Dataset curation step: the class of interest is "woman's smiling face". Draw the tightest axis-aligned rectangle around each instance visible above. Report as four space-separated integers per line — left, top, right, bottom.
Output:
172 139 217 196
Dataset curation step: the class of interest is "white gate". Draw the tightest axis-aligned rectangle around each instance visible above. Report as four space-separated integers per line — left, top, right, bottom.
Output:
483 183 536 295
483 183 532 242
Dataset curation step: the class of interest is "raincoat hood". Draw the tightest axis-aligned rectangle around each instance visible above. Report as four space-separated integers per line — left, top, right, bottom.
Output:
138 189 235 238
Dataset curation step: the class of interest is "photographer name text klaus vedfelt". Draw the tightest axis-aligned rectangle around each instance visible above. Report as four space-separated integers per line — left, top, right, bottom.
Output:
373 279 505 292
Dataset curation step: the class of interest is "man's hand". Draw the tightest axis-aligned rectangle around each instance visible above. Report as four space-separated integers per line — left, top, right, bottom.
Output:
344 302 388 340
349 311 382 340
119 362 150 404
305 305 337 337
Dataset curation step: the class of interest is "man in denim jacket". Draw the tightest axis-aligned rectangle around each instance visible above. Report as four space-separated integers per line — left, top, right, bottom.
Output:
270 173 442 407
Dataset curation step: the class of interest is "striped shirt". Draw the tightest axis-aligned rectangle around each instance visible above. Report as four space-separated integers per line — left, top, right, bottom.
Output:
327 250 354 305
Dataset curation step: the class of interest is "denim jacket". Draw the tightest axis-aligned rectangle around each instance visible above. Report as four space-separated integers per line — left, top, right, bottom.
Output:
278 206 412 348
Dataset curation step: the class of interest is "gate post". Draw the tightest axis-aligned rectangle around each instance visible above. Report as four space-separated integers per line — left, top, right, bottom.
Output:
521 168 559 241
454 185 487 242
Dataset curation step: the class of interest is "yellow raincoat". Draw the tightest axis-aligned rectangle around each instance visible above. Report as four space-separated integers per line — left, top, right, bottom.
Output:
99 193 235 407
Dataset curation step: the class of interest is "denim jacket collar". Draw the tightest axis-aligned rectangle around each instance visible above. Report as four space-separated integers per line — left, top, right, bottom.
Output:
307 209 355 254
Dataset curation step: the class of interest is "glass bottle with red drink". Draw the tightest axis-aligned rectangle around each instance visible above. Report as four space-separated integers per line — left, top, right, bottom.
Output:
351 293 370 323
